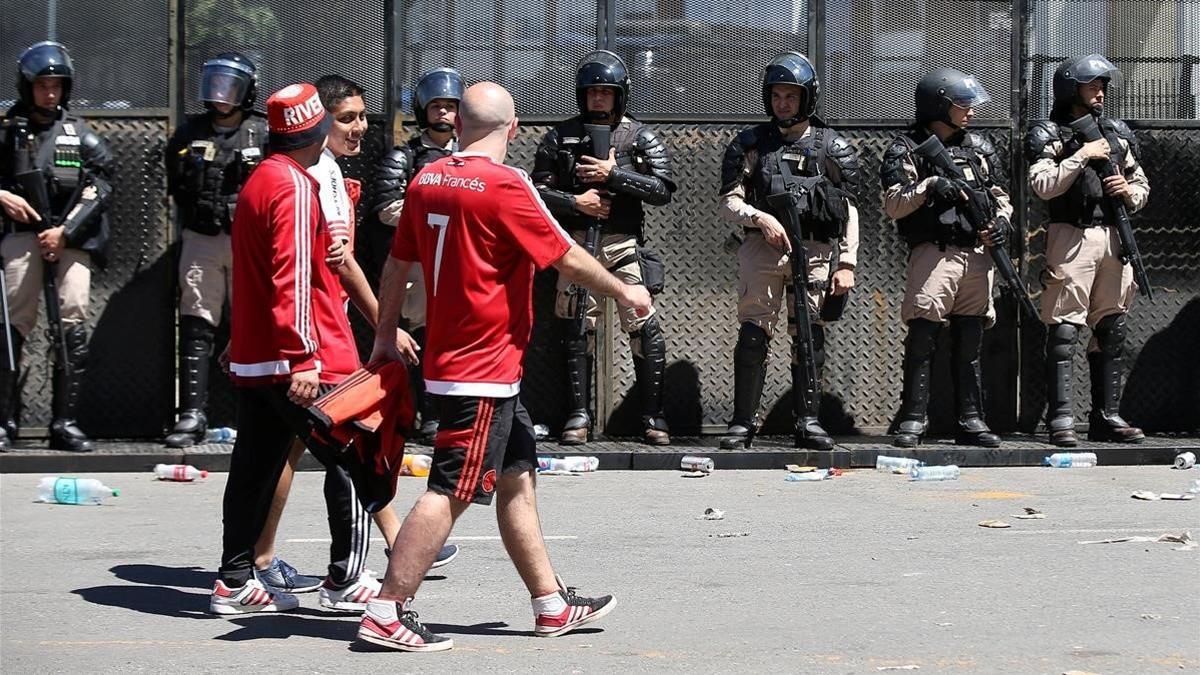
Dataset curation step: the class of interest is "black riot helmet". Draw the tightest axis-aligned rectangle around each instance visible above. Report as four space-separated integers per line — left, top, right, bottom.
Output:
200 52 258 111
413 68 464 131
1052 54 1122 118
17 41 74 112
575 50 630 122
762 52 819 128
915 67 991 127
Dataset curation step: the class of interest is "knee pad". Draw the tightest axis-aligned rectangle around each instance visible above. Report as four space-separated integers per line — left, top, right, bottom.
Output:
631 316 664 360
1048 322 1080 361
734 322 769 367
905 319 941 359
1092 314 1126 358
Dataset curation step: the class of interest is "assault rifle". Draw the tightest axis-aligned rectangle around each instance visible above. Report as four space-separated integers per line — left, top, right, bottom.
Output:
912 134 1041 320
1068 114 1153 299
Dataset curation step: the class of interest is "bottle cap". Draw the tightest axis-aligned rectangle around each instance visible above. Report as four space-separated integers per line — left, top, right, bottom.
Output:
200 470 209 479
111 488 121 496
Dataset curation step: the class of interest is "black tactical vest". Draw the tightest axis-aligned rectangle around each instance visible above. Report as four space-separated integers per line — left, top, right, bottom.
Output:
408 135 454 174
751 125 841 242
1048 119 1129 227
549 116 645 237
175 115 267 235
895 133 988 248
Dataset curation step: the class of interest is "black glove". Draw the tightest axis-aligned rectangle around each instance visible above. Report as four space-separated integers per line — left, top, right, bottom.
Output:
928 176 963 204
985 216 1010 247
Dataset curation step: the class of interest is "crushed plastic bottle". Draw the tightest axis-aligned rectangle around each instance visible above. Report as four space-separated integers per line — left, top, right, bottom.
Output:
205 427 237 443
154 464 208 481
537 456 600 473
1043 452 1097 468
875 455 923 472
400 454 432 477
909 465 961 481
36 477 120 505
533 424 550 441
1188 479 1200 495
785 469 831 481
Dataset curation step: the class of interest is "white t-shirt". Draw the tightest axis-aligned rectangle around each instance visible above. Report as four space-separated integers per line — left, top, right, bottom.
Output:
308 148 352 244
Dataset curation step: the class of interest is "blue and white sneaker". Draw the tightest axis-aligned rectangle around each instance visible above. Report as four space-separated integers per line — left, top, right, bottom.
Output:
384 543 459 569
256 556 323 593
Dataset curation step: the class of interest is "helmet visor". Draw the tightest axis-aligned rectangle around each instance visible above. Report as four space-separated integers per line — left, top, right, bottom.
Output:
19 42 73 81
415 70 464 110
200 65 251 105
764 53 816 88
1068 54 1124 89
944 75 991 109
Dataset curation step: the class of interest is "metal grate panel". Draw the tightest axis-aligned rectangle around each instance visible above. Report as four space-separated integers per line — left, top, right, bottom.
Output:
396 0 598 119
609 0 807 117
0 0 169 110
182 1 388 114
823 0 1013 121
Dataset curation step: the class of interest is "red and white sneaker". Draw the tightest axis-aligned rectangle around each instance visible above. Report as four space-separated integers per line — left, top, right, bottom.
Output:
534 575 617 637
357 598 453 652
209 577 299 615
319 571 381 611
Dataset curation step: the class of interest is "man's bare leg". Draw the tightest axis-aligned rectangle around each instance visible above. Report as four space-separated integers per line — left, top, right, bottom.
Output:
253 439 306 567
372 506 401 549
495 470 557 597
377 491 469 600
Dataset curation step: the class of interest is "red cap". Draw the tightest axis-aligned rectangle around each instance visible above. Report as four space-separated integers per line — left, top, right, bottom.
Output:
266 83 331 151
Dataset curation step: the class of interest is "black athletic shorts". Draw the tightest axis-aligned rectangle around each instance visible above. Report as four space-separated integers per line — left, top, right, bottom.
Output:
427 395 537 505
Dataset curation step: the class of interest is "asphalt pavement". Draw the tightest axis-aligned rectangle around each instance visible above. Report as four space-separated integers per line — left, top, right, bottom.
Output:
2 466 1198 672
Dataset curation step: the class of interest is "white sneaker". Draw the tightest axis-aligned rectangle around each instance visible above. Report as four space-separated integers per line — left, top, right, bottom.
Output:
319 571 381 611
209 578 299 615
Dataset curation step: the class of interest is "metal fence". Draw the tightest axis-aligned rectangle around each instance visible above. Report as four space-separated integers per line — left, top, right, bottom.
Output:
2 0 1196 438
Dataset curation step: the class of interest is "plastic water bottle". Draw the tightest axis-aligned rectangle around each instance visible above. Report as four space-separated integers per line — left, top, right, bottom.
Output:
154 464 208 482
537 456 600 472
909 465 961 481
400 454 432 477
36 477 120 505
1187 479 1200 495
1043 452 1097 468
785 469 830 481
205 427 237 443
876 455 923 472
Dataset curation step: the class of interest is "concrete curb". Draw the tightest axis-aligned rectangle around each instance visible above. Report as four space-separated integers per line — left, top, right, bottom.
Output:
1 435 1196 474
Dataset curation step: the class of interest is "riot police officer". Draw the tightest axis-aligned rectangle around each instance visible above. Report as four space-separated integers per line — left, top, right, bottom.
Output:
718 52 861 450
370 67 463 441
880 68 1012 448
0 42 113 452
1027 55 1149 446
163 52 268 448
533 50 677 446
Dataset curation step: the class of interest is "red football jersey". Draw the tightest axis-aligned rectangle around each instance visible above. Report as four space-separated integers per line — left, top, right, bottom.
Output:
390 152 572 397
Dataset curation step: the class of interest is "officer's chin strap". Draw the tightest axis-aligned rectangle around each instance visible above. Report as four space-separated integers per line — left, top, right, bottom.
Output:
429 122 454 133
773 114 805 129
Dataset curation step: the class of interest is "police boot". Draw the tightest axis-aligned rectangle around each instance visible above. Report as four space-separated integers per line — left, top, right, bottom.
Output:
632 317 669 446
50 326 93 453
560 328 592 445
0 327 23 452
166 316 213 448
1086 314 1144 443
722 323 768 448
793 324 833 450
892 319 940 448
950 316 1000 447
410 327 439 440
1046 323 1079 447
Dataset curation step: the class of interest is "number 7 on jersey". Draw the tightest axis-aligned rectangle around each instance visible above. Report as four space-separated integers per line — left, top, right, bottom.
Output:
427 213 450 296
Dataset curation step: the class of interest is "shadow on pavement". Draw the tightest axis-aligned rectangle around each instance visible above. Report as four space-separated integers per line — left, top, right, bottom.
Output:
110 564 214 589
216 613 358 642
72 585 213 619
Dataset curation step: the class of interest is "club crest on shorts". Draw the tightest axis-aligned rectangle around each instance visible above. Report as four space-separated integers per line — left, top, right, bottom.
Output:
481 469 497 494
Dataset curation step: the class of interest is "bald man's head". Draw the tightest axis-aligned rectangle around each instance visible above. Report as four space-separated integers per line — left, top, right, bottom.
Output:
458 82 515 137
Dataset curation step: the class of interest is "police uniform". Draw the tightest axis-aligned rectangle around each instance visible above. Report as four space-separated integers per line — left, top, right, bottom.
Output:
718 52 860 450
163 52 267 448
1026 54 1149 446
532 50 676 445
371 67 463 440
880 68 1012 448
0 42 113 452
